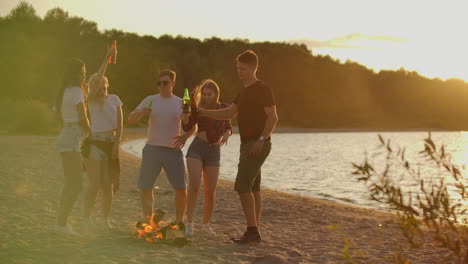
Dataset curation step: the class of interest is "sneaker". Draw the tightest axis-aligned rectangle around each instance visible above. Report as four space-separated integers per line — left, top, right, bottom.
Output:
103 218 115 230
54 224 78 235
201 224 216 235
170 221 185 231
185 222 194 237
232 230 261 244
178 221 186 231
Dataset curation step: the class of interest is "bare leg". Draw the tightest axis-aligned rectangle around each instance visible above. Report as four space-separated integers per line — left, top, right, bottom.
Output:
57 152 83 226
140 189 153 219
83 158 101 219
100 159 113 219
253 191 262 228
186 158 203 223
175 189 187 223
202 166 219 224
238 192 257 227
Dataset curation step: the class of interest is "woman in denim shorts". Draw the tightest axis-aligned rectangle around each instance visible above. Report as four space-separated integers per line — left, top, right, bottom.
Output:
81 47 121 231
54 58 90 234
182 80 232 236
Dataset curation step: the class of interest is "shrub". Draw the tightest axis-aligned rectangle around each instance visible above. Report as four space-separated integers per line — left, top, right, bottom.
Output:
0 98 59 134
352 133 468 263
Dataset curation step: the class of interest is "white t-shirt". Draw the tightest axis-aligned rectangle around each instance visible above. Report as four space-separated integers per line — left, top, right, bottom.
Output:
61 86 85 122
88 94 123 132
136 94 182 148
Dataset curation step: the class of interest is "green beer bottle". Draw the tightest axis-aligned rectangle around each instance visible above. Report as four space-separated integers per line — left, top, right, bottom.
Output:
146 99 153 109
182 88 191 113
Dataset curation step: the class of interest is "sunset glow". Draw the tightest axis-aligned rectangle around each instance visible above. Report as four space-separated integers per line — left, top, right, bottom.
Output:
1 0 467 80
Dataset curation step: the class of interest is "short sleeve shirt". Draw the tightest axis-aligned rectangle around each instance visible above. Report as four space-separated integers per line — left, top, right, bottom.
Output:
233 81 275 142
61 86 85 122
88 94 123 132
136 94 183 148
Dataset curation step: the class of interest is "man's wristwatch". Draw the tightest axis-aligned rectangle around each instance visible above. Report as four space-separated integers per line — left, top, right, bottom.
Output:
258 136 265 141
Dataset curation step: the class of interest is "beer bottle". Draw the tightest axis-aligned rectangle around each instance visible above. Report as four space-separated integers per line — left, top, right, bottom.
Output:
108 40 117 64
182 88 190 113
146 99 153 109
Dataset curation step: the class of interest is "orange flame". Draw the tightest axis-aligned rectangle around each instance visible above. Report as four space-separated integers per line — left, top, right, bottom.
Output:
135 220 167 243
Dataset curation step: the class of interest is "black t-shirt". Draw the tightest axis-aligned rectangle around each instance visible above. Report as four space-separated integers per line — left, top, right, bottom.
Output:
233 80 275 142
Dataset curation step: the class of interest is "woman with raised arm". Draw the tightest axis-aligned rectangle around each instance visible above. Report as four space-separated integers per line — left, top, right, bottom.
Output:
81 46 122 230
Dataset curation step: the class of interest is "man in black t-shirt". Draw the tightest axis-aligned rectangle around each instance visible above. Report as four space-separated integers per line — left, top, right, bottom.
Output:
198 50 278 243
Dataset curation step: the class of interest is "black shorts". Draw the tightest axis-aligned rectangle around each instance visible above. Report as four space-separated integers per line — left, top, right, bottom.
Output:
234 140 272 193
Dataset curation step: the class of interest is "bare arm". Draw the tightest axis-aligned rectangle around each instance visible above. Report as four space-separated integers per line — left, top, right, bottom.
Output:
128 107 150 123
77 102 90 134
89 47 114 96
96 48 114 84
248 105 278 156
198 104 239 120
184 122 197 139
112 105 123 159
181 112 197 131
114 105 123 142
173 122 197 149
260 105 278 139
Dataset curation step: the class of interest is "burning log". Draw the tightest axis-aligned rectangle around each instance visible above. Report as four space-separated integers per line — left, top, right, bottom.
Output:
134 209 189 247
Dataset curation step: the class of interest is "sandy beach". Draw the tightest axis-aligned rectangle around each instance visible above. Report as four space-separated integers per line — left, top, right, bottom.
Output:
0 131 456 264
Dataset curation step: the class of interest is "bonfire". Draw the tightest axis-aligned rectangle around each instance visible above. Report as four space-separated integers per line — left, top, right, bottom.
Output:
134 209 190 247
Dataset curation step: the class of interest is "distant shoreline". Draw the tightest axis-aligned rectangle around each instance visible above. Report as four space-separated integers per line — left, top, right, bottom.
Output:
124 126 458 134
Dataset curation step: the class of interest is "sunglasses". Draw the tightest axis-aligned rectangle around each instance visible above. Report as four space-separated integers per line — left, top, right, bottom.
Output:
156 80 170 87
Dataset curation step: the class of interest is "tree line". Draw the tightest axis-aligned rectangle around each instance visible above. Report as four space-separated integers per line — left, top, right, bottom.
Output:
1 2 468 130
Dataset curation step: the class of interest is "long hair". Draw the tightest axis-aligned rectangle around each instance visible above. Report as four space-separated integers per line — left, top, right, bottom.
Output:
193 79 220 108
87 73 108 107
54 58 85 119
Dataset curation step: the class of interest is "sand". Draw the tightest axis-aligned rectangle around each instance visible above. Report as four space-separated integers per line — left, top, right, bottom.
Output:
0 131 457 264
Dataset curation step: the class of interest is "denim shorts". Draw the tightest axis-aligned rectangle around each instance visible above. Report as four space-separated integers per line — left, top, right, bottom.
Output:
138 144 186 190
186 136 221 167
88 134 114 160
234 140 272 193
56 125 85 153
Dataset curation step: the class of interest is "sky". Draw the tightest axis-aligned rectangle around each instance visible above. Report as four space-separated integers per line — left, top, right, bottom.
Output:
1 0 467 81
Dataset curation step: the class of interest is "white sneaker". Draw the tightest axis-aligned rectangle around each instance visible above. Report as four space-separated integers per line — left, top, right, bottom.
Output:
103 218 114 230
201 224 216 235
54 224 78 235
185 222 194 237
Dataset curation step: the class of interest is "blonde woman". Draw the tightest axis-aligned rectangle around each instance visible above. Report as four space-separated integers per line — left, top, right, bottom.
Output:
182 79 232 236
82 47 122 230
54 58 90 234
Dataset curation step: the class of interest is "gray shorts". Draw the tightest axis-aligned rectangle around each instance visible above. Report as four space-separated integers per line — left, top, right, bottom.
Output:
56 125 85 153
234 140 272 193
186 136 221 167
138 144 186 190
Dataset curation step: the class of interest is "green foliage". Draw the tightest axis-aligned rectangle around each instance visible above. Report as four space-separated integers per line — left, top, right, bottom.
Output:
327 224 371 264
353 134 468 263
1 2 468 129
0 98 58 134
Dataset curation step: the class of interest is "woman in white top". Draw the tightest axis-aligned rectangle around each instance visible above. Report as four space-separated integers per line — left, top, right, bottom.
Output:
82 47 122 230
54 58 90 234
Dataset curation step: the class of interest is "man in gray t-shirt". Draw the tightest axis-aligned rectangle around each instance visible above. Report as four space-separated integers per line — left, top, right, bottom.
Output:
128 70 195 227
